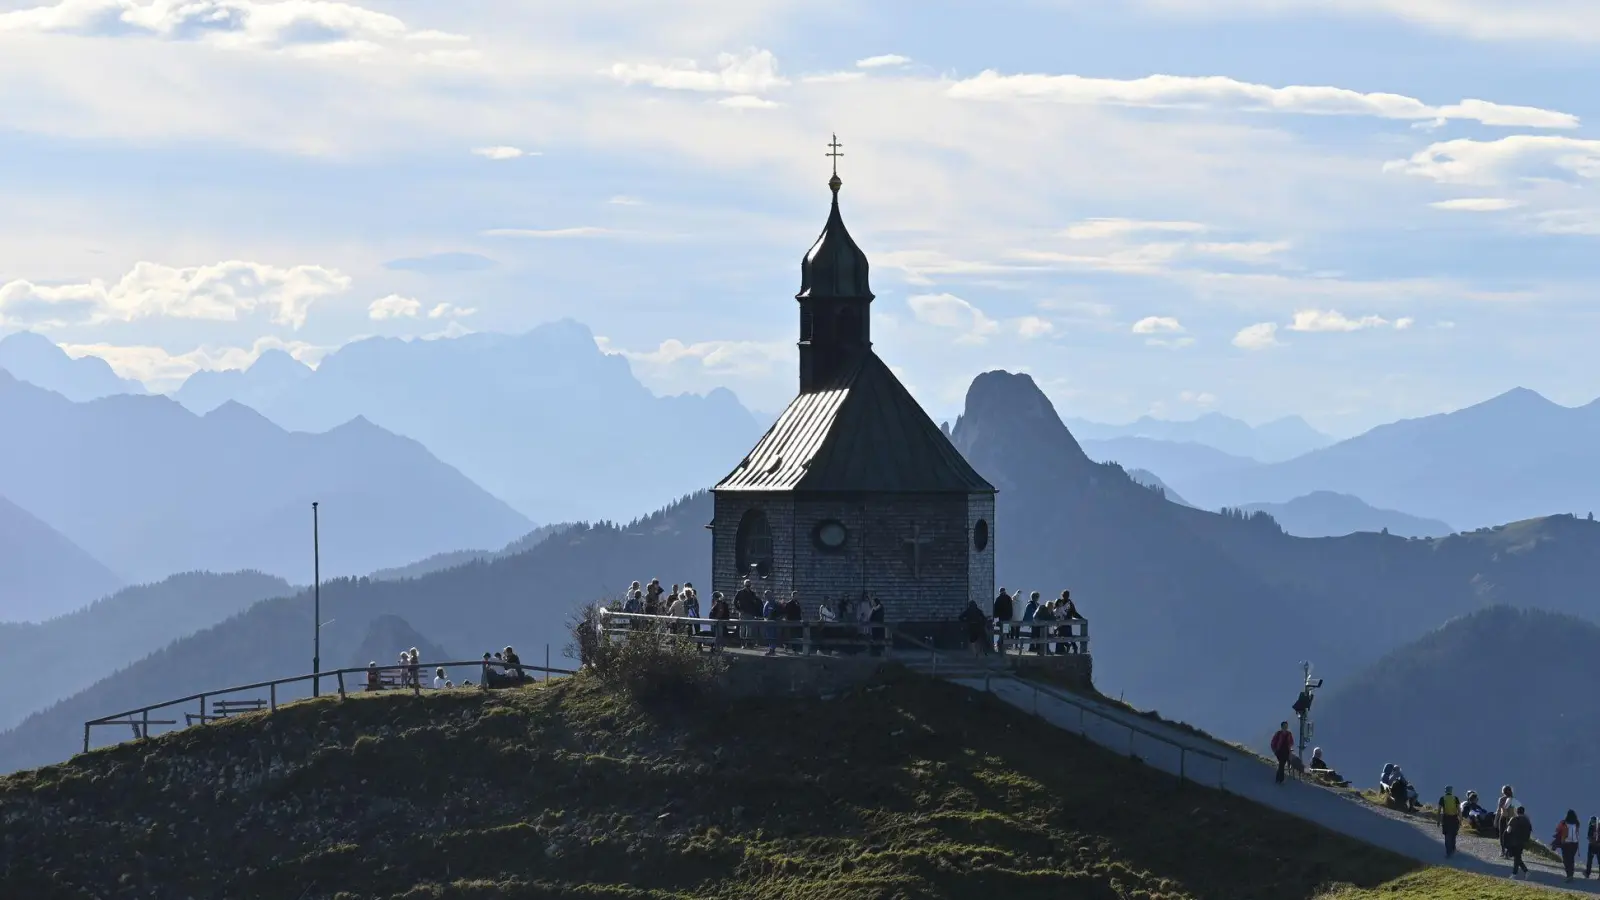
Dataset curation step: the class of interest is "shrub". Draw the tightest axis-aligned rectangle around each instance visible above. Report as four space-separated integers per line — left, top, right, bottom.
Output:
568 601 726 704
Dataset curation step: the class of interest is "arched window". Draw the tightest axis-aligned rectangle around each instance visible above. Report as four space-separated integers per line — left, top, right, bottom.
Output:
736 508 774 578
973 519 990 552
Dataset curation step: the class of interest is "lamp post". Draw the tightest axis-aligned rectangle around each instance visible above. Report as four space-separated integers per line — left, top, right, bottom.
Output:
312 501 321 697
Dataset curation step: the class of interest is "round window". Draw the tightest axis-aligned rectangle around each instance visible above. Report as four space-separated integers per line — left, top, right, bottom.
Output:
815 519 848 550
973 519 990 551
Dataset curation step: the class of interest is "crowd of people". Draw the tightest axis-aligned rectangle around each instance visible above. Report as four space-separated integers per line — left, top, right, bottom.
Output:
1269 722 1596 883
361 645 535 692
977 588 1087 655
613 577 888 656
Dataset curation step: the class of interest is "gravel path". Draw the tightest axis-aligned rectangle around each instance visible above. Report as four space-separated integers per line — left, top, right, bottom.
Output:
950 673 1596 894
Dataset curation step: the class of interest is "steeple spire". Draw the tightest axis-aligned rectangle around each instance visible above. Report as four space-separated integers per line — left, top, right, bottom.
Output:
797 134 873 392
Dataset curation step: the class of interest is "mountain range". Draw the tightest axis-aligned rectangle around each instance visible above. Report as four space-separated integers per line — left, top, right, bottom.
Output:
174 321 765 524
1067 411 1333 462
0 494 123 622
1316 605 1600 826
1241 492 1455 539
0 368 531 585
10 371 1600 775
0 331 146 402
1175 387 1600 530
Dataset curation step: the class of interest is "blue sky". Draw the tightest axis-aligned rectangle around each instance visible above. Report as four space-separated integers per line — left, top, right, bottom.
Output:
3 0 1600 435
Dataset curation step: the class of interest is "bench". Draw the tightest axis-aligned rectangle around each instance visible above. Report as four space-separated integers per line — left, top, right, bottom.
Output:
184 698 267 725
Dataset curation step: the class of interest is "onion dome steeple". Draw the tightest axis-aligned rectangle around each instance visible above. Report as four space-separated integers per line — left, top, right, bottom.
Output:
797 135 874 393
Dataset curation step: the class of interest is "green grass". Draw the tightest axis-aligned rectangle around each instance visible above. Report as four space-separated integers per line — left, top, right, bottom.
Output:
0 671 1554 900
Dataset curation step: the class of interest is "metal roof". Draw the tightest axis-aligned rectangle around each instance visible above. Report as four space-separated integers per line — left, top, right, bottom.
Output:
714 353 995 494
796 184 873 301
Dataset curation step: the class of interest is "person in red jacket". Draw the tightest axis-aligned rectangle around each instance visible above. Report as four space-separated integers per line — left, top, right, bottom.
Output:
1270 721 1295 785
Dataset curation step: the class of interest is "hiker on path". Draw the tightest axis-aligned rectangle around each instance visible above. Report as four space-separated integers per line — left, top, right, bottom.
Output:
992 588 1014 654
1506 805 1533 880
1438 786 1461 858
1585 816 1600 879
1270 721 1295 785
1558 810 1583 882
1497 786 1518 858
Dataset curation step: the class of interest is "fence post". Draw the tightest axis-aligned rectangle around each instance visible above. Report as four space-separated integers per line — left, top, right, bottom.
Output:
545 645 550 682
337 671 346 699
83 723 90 754
141 708 150 739
199 695 206 725
270 683 277 711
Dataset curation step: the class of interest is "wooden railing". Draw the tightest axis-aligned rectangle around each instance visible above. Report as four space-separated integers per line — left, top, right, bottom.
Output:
82 656 577 754
596 608 1089 656
596 609 894 653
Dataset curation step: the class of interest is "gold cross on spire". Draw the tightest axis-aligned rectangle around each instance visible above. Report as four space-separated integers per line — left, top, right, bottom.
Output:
826 134 843 192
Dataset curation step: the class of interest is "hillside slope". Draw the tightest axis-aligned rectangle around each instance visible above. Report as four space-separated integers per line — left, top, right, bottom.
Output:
1315 606 1600 825
0 571 291 731
0 671 1540 900
1242 491 1455 538
0 495 707 773
0 370 531 583
0 495 123 622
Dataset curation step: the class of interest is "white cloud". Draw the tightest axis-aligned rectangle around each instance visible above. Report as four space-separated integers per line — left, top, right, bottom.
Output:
718 94 778 109
1061 218 1208 240
367 294 421 320
949 71 1578 129
1178 390 1217 406
598 335 790 377
906 293 1001 344
472 146 532 160
1430 197 1523 212
1534 209 1600 235
1014 315 1055 339
1137 0 1600 44
607 195 644 206
856 54 911 69
1131 315 1184 334
608 48 787 95
1385 135 1600 185
1288 309 1406 332
481 227 612 238
1232 322 1281 350
801 71 864 84
0 260 347 331
427 302 475 319
59 335 329 391
0 0 464 60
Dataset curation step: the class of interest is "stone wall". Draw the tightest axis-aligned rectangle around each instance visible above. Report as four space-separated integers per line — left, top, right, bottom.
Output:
1007 653 1094 692
714 490 994 625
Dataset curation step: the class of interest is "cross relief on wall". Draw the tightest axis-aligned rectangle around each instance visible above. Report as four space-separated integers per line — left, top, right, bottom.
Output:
902 523 934 580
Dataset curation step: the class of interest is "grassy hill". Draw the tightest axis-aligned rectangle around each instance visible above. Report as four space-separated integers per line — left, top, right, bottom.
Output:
0 669 1547 900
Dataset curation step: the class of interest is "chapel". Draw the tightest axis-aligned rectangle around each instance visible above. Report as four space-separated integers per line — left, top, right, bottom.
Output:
710 141 997 627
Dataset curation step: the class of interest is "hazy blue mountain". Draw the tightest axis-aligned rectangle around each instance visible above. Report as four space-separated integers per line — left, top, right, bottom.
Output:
0 494 124 623
0 331 146 401
1066 411 1332 462
1242 491 1454 538
367 523 574 581
1080 436 1260 486
0 570 289 731
0 370 531 583
1125 468 1192 507
183 321 766 523
1181 387 1600 529
171 348 312 415
1315 606 1600 827
0 497 707 773
349 614 451 670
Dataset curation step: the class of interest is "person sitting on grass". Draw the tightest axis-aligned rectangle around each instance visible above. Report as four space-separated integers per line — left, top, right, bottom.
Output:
1307 748 1349 786
366 662 382 692
433 667 448 689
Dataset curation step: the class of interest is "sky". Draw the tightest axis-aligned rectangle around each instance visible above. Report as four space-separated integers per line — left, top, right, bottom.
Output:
4 1 1600 435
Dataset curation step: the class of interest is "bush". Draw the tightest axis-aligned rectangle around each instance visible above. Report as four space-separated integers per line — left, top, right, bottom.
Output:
567 602 727 704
